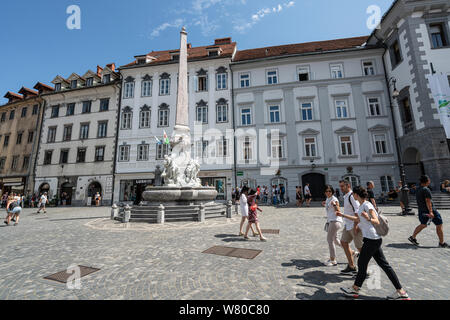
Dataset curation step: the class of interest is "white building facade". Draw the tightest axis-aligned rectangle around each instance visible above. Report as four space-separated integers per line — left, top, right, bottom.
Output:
34 65 120 206
114 38 237 204
231 37 400 201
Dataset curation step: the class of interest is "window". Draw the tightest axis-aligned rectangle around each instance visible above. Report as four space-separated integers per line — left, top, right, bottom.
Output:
217 73 227 90
197 75 208 92
216 104 228 123
330 64 344 79
140 108 151 128
3 135 9 147
77 148 86 163
430 23 448 49
103 74 111 84
119 145 130 162
267 70 278 85
195 140 209 159
241 107 252 126
66 103 75 116
1 112 6 122
11 156 19 171
124 81 135 99
60 150 69 164
335 100 349 119
47 127 57 143
16 132 22 145
159 79 170 96
269 105 281 123
9 110 15 120
27 131 34 143
23 156 30 170
363 61 375 76
156 143 170 160
158 108 169 127
216 138 228 157
374 134 388 154
32 105 38 115
390 40 402 67
97 121 108 138
271 139 283 159
301 102 313 121
21 107 27 118
44 150 53 165
196 103 208 124
340 136 353 156
298 66 310 81
344 175 361 189
86 77 94 87
80 123 89 140
63 125 72 141
142 80 152 97
82 101 92 113
71 80 77 89
400 97 414 134
121 109 132 130
240 73 250 88
51 106 59 118
95 146 105 162
100 99 109 112
0 158 5 171
243 137 253 161
304 137 317 157
55 83 61 92
137 144 149 161
380 176 394 193
368 97 381 116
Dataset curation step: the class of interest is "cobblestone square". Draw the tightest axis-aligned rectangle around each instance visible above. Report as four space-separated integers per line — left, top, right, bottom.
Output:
0 205 449 300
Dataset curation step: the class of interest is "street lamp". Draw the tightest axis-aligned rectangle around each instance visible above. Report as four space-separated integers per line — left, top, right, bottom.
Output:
388 77 413 216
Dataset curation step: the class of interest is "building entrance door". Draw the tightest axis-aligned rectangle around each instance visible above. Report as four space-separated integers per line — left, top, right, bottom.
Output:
302 173 326 201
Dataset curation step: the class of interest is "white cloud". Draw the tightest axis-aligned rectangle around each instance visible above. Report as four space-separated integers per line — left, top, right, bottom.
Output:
234 1 295 33
192 0 224 12
150 18 184 38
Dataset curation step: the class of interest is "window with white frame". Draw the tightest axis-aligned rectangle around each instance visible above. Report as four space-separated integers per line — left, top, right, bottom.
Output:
197 74 208 92
119 145 130 162
330 63 344 79
271 138 283 159
137 144 149 161
297 66 310 81
159 78 170 96
195 140 209 158
344 175 360 189
241 107 252 126
142 80 152 97
363 60 375 76
158 107 169 127
240 73 250 88
368 97 381 116
374 134 388 154
267 69 278 85
380 175 395 192
121 108 132 130
216 73 227 90
304 137 317 157
156 143 170 160
269 105 281 123
123 81 135 99
216 138 229 157
140 107 151 128
196 102 208 124
216 103 228 123
339 136 353 156
300 102 313 121
335 100 349 119
243 137 253 161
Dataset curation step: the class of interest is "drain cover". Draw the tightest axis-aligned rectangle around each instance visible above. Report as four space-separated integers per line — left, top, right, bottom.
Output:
203 246 262 259
44 266 100 283
261 229 280 234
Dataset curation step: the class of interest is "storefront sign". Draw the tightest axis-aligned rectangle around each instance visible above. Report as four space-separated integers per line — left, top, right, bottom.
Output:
237 172 244 177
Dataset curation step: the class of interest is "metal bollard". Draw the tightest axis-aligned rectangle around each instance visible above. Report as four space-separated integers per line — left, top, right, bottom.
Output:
226 200 233 218
123 205 131 223
198 204 206 223
157 204 165 224
111 204 119 220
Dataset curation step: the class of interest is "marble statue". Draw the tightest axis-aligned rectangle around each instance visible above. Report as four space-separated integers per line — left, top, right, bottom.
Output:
184 159 201 187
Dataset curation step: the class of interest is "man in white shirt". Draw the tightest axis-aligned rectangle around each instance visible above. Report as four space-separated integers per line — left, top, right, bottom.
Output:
36 192 49 214
304 183 312 207
337 180 363 274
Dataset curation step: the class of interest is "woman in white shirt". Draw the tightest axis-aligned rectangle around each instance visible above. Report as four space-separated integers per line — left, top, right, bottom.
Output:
340 186 409 300
239 186 257 237
323 185 343 266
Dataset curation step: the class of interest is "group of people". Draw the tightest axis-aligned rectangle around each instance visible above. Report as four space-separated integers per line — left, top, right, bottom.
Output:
295 184 312 208
238 186 267 242
1 192 47 209
321 175 448 299
3 192 49 226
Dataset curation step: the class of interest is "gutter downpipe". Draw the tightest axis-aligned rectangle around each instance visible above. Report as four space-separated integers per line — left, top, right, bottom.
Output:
111 76 123 205
230 65 238 195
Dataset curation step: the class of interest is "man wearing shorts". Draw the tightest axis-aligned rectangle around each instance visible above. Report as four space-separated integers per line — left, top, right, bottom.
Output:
337 180 363 274
304 183 312 207
408 175 449 248
37 192 48 214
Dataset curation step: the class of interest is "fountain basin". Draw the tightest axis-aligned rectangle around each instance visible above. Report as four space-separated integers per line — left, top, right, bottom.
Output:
142 186 218 203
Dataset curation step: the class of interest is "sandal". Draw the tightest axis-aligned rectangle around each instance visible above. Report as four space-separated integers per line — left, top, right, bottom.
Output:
243 236 250 240
239 232 244 236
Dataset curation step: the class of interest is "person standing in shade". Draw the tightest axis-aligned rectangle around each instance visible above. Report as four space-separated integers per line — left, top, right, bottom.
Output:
322 185 342 266
408 175 449 248
95 192 102 207
341 186 409 300
366 181 378 211
239 186 258 237
280 184 286 205
296 186 304 208
304 183 312 207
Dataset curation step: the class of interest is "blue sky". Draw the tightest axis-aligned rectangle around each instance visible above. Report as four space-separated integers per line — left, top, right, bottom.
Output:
0 0 394 104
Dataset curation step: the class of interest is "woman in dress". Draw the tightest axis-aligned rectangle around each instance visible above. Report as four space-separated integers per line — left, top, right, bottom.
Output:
243 190 267 242
239 187 258 237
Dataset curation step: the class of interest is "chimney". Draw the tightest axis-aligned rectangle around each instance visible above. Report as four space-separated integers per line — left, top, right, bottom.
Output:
97 65 103 77
187 43 192 49
106 63 116 72
214 37 232 45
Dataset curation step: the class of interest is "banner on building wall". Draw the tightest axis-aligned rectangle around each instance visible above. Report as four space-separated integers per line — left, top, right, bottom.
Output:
427 74 450 139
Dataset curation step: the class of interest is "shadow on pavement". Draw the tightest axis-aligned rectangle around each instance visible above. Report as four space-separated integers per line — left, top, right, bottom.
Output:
215 234 240 238
49 216 108 222
295 284 385 300
289 270 348 286
281 259 324 270
386 243 436 250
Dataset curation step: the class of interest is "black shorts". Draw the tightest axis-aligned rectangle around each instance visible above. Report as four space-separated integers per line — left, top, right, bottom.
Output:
305 195 312 200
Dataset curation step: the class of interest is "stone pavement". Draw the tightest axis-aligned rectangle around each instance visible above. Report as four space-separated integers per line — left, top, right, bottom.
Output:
0 205 449 300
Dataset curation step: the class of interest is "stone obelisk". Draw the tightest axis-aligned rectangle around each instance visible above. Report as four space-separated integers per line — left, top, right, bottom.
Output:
175 27 189 130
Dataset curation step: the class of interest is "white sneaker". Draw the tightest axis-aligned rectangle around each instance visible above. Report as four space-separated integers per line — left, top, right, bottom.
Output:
387 290 410 300
324 259 337 267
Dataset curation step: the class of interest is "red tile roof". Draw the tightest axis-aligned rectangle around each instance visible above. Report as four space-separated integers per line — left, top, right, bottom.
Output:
233 36 369 62
33 82 55 93
18 87 39 96
4 91 23 100
121 41 237 68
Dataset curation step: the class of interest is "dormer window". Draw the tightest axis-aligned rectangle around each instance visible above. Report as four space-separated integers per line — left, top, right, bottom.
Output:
71 80 77 89
207 47 221 57
86 77 94 87
103 74 111 84
55 83 61 92
137 58 146 65
171 54 180 61
209 51 219 57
